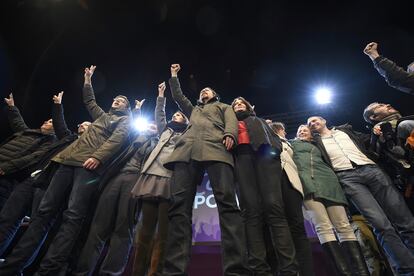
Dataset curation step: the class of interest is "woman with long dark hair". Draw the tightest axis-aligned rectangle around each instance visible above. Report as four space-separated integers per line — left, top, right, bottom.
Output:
231 96 299 276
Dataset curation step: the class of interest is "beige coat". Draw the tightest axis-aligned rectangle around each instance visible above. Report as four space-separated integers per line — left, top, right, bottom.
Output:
280 137 304 197
165 77 238 168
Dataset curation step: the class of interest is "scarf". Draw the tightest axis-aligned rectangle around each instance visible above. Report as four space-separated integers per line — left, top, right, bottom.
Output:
167 121 188 133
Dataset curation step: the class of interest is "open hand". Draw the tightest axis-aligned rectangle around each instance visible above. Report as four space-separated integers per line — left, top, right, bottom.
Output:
223 136 235 151
53 91 64 104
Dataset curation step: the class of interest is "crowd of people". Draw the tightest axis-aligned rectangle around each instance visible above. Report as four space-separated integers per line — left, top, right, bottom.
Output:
0 42 413 276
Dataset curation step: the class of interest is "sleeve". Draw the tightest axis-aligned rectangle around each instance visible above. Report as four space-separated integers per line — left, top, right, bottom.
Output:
52 104 72 139
90 116 131 164
83 84 106 121
373 56 414 94
168 77 194 118
6 106 29 133
0 138 55 174
155 96 167 135
223 104 238 144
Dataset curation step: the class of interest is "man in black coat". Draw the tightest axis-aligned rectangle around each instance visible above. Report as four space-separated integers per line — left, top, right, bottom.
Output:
0 93 57 210
0 91 90 258
364 42 414 95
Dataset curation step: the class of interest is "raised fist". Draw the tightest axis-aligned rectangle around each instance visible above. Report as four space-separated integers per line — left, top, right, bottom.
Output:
171 64 181 77
363 42 379 60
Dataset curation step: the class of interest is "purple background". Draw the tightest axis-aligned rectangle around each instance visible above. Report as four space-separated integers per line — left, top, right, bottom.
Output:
192 173 317 243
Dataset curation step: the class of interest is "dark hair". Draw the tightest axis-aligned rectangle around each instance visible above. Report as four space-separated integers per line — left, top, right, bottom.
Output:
269 122 285 133
231 96 255 113
173 111 189 124
363 102 379 124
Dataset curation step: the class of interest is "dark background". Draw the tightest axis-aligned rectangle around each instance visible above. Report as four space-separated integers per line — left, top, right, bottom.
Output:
1 0 413 139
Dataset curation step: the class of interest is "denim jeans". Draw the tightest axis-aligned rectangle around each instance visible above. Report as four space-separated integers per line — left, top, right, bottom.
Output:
0 164 99 276
336 164 414 275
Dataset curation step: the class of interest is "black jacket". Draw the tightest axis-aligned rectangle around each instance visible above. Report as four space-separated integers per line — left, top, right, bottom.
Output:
33 104 80 188
373 56 414 95
0 106 57 178
312 124 377 169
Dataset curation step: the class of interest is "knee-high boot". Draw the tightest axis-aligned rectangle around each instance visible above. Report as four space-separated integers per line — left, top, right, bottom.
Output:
341 241 370 276
322 241 352 276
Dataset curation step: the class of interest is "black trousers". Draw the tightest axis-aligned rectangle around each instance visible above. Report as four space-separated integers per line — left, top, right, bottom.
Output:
0 164 98 276
0 177 18 212
162 160 250 276
280 171 314 276
234 145 298 276
0 177 45 257
73 173 139 276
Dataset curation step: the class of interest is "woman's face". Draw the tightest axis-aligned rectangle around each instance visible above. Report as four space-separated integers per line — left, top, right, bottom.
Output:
233 99 247 112
172 112 186 123
297 126 312 141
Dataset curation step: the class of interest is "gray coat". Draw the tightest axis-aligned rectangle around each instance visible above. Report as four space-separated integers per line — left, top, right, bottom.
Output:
141 97 181 177
165 77 238 168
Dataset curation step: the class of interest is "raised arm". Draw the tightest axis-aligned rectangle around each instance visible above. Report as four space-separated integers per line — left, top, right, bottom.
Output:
168 64 194 118
83 65 105 120
155 82 167 135
52 91 72 139
4 93 29 133
364 42 414 94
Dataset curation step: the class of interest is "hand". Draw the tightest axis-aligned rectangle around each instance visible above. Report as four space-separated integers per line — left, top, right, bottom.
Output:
223 136 235 151
171 64 181 77
363 42 380 60
4 93 14 107
52 91 64 104
373 125 383 136
135 99 146 110
84 65 96 80
83 157 100 170
0 168 4 175
158 82 166 97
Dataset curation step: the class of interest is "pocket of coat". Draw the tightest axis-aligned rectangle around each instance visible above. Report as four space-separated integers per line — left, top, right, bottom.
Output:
212 122 225 132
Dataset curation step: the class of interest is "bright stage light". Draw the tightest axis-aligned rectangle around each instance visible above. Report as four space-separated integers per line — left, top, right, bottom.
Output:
314 87 332 105
133 117 149 132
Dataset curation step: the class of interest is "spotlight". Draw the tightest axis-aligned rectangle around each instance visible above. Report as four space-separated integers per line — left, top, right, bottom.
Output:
133 117 149 132
314 87 332 105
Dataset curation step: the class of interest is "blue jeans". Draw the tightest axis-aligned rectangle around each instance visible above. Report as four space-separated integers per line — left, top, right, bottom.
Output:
0 164 99 276
336 164 414 275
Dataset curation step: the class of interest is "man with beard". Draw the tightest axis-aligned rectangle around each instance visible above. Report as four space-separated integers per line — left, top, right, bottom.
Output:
0 65 131 276
162 64 250 276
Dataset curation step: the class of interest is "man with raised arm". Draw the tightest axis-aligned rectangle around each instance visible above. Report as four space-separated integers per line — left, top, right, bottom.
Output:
162 64 250 276
0 65 131 276
0 91 90 258
0 93 56 210
364 42 414 94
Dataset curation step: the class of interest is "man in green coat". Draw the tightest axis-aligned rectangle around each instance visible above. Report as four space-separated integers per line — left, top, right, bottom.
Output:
0 65 131 276
162 64 250 276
